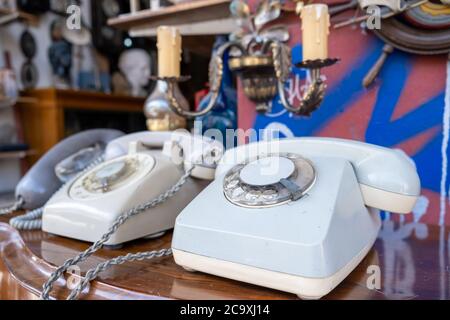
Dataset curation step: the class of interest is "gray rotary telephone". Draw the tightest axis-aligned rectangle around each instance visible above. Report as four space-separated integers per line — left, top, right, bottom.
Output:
0 129 124 229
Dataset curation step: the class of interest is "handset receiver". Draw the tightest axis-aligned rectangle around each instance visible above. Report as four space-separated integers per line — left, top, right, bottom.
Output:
16 129 124 210
216 137 420 214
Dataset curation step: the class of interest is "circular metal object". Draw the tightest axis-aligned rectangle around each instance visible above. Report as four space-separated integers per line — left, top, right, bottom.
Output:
373 4 450 55
403 2 450 29
223 153 316 208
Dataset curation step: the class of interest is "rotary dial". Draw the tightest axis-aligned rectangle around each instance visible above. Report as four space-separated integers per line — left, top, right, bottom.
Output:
55 145 103 183
82 159 133 192
223 153 316 208
69 154 155 200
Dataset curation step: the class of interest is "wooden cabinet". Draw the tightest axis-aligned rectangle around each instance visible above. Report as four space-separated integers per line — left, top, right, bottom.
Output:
16 88 146 166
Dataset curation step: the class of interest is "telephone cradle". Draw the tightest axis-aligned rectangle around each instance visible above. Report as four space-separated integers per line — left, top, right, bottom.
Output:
172 138 420 299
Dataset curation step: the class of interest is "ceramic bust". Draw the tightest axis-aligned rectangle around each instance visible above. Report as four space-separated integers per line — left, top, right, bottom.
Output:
118 49 151 97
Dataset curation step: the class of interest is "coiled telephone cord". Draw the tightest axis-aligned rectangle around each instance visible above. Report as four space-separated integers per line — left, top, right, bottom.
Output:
7 156 105 231
9 207 43 230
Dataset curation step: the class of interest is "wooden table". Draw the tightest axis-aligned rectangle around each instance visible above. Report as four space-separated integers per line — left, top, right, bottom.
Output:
0 214 449 300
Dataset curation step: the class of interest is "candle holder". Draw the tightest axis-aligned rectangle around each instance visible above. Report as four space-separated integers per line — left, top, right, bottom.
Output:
228 54 278 113
158 40 337 118
156 1 338 118
155 42 246 119
144 78 188 131
271 41 339 116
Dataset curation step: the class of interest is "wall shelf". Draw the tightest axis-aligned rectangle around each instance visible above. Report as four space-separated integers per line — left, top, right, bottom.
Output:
108 0 236 36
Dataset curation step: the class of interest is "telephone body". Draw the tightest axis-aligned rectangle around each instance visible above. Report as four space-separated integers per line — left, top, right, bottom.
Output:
9 129 124 212
42 131 223 246
172 137 421 299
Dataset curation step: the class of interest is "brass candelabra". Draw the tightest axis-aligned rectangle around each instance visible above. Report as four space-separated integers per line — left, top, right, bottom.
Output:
156 0 338 119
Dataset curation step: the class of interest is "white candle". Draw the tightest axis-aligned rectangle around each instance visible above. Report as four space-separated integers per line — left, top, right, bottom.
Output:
301 4 330 61
157 26 182 77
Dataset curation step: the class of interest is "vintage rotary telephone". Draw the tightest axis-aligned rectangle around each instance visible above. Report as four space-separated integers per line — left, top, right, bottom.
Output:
171 137 421 299
0 129 124 229
40 130 223 300
42 131 223 245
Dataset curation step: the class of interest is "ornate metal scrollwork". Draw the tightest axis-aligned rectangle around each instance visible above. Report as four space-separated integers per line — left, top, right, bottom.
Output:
160 41 244 119
159 0 338 119
271 41 339 116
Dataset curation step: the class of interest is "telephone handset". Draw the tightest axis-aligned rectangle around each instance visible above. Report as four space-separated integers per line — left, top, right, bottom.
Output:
214 137 420 213
42 131 223 245
172 137 421 300
0 129 124 216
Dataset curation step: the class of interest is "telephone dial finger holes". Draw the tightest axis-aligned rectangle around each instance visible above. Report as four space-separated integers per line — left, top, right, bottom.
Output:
69 154 155 199
223 153 316 208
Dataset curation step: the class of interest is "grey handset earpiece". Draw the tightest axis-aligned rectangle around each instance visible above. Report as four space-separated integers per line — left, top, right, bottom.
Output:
15 129 124 210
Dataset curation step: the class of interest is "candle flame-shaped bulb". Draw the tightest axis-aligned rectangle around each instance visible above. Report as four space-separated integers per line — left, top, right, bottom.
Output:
300 4 330 61
157 26 182 78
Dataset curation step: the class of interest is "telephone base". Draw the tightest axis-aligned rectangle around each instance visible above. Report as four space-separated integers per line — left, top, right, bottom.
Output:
173 235 375 300
43 150 209 246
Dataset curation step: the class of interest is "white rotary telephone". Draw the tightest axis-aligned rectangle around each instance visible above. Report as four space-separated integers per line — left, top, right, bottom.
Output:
0 129 125 230
171 137 421 299
40 130 224 300
42 131 223 246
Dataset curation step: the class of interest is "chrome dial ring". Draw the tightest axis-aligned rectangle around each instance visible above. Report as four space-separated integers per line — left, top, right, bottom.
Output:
223 153 316 208
81 158 138 193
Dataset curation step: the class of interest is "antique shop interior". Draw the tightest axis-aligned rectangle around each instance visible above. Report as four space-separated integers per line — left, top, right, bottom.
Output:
0 0 449 301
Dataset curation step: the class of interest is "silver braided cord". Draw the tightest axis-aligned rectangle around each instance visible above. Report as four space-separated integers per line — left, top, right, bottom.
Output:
9 156 105 231
0 197 24 216
40 165 194 300
66 248 173 300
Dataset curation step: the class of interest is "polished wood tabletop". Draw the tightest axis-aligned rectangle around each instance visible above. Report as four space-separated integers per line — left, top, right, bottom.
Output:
0 213 449 300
